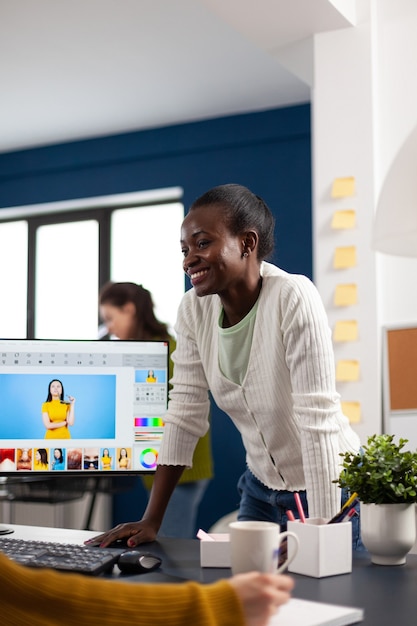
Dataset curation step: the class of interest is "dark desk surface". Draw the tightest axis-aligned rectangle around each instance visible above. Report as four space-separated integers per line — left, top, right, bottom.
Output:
128 538 417 625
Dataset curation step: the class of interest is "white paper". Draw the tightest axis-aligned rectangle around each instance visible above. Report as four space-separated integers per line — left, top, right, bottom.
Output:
269 598 363 626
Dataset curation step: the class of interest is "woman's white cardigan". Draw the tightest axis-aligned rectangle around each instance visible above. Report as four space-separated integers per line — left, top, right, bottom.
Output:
158 262 360 518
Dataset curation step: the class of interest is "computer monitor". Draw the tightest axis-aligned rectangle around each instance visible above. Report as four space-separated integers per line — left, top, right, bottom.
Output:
0 338 169 475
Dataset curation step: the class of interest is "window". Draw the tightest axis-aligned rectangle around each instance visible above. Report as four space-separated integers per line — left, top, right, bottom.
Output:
110 203 184 335
0 221 28 338
35 220 99 339
0 188 184 340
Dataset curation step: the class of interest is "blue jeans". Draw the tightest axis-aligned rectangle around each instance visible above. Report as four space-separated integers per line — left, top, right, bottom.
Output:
157 479 210 539
237 469 365 551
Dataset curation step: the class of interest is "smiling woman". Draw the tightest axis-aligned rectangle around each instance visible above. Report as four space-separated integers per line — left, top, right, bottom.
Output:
86 183 362 553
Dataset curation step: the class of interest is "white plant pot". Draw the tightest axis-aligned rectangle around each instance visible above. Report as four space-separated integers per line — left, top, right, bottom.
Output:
361 502 416 565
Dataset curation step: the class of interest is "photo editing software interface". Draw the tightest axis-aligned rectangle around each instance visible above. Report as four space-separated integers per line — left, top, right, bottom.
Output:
0 339 169 474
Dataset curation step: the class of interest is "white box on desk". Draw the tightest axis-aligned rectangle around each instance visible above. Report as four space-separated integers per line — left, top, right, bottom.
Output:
199 533 231 567
287 518 352 577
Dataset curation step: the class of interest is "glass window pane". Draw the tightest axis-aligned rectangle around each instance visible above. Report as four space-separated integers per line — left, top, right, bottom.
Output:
35 221 99 339
0 221 28 338
111 203 184 334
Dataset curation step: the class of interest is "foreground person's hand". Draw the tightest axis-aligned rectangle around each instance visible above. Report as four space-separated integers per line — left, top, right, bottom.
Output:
84 519 158 548
228 572 294 626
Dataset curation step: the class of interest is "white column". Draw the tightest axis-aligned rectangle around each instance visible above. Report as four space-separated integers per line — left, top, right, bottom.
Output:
312 15 380 442
312 0 417 445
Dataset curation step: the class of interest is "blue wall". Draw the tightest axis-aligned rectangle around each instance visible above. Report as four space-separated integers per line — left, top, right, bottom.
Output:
0 103 312 531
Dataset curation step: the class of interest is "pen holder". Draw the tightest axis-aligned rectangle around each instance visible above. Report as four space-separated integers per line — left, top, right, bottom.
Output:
287 518 352 577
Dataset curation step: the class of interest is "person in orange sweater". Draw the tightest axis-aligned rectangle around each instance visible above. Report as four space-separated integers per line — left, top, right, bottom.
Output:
0 552 294 626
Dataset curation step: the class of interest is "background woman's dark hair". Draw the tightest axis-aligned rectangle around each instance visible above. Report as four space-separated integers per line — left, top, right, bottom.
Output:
190 183 275 261
54 448 64 463
99 282 171 341
46 379 64 402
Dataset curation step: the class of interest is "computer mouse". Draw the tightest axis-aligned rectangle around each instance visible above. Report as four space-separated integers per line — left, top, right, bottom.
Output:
117 551 162 575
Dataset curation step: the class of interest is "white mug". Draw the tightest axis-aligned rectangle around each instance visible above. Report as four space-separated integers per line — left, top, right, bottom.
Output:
229 520 299 575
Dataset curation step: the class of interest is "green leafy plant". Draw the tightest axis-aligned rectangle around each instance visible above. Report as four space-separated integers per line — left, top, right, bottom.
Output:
335 434 417 504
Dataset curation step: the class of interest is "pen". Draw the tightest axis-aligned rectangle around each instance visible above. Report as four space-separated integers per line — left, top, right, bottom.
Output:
341 508 357 523
286 509 296 522
294 492 306 523
341 492 358 512
333 507 358 524
327 492 358 525
328 498 358 524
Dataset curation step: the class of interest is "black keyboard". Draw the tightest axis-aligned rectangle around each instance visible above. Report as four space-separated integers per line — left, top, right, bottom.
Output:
0 536 125 576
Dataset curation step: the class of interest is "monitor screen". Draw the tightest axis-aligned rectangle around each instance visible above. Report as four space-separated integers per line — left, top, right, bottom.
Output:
0 338 169 475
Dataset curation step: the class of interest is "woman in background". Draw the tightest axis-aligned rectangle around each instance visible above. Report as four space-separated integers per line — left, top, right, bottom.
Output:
99 281 213 539
42 379 75 439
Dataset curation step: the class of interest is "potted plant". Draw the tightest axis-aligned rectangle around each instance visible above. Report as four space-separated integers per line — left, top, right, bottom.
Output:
335 434 417 565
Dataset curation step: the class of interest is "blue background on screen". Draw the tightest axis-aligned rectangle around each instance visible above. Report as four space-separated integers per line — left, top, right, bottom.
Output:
0 373 116 439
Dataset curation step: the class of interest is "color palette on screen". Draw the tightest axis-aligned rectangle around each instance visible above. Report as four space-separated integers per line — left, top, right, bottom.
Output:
134 417 165 427
140 448 158 469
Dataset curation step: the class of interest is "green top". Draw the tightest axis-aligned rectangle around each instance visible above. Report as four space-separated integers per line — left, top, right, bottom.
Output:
218 300 258 385
141 337 213 489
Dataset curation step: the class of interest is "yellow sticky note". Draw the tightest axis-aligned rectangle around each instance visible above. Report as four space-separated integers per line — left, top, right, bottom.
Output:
333 320 358 342
341 401 361 423
333 246 357 269
334 284 358 307
336 360 360 382
331 177 355 198
331 209 356 229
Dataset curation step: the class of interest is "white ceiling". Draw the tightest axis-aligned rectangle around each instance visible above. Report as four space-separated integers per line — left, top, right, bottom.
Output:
0 0 357 154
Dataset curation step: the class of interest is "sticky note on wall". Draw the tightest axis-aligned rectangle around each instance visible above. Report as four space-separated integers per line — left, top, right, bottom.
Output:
331 177 355 198
333 246 357 269
333 320 358 342
331 209 356 229
334 284 358 306
336 360 360 382
341 401 361 423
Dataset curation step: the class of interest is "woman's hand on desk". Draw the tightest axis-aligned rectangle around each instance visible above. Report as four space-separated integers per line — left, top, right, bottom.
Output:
84 519 158 548
229 572 294 626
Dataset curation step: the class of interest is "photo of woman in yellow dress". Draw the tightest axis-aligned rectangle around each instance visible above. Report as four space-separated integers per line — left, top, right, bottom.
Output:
146 369 157 383
34 448 49 470
42 379 75 439
101 447 113 470
117 447 131 470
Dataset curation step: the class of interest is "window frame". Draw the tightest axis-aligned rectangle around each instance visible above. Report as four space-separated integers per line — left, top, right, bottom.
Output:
0 188 183 338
